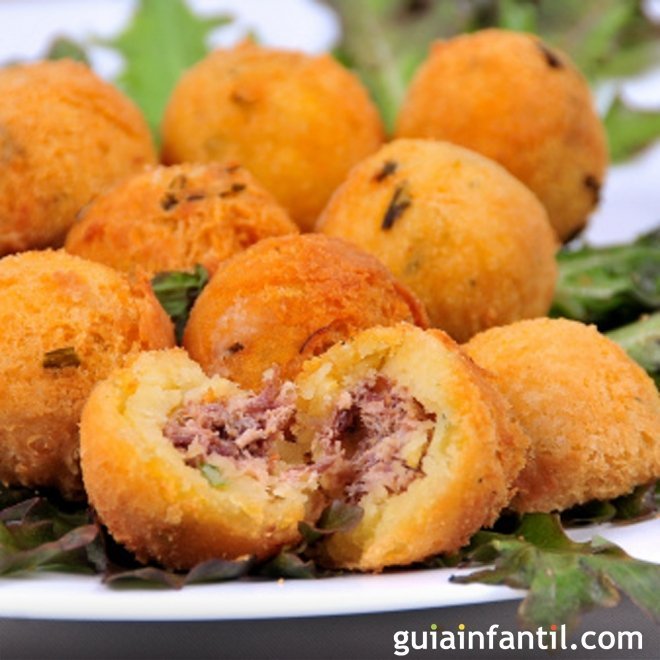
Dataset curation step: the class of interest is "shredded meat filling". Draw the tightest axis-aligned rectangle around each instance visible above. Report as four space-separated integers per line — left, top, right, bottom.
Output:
163 380 296 469
318 375 436 503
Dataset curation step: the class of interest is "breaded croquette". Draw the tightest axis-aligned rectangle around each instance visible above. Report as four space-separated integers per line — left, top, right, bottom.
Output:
0 250 174 498
0 60 156 255
161 42 384 230
396 29 608 241
318 139 558 342
465 318 660 513
183 234 428 390
295 323 530 570
80 349 323 569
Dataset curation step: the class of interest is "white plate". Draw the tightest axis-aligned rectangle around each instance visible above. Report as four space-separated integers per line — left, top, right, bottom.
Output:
0 0 659 624
0 519 657 621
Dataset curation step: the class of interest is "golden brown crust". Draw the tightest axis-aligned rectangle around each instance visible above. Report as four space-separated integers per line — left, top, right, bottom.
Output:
295 323 530 570
65 162 298 275
0 60 156 255
80 350 320 568
184 234 429 390
0 250 174 498
395 29 608 241
161 42 384 230
318 139 558 342
465 318 660 512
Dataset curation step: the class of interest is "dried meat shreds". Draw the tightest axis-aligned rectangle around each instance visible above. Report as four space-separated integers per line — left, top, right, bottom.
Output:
80 350 322 569
295 323 530 571
314 375 436 504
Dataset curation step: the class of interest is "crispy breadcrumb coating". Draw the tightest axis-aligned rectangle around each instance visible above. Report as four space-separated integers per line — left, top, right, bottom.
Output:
396 29 607 241
0 250 174 498
318 139 558 342
66 162 297 275
0 60 156 255
466 318 660 513
184 234 428 390
161 42 384 230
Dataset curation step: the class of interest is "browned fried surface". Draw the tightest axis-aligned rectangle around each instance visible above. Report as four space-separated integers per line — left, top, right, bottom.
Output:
183 234 428 390
466 318 660 512
0 60 156 255
396 29 608 241
318 139 558 342
0 250 174 498
161 42 384 230
65 162 298 275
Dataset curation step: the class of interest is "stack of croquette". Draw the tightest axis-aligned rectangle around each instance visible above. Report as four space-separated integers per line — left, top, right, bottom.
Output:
0 31 656 572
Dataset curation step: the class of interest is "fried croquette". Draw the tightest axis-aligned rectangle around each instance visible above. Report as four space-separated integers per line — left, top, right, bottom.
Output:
294 323 530 571
0 60 156 255
317 139 558 342
395 29 608 242
465 318 660 513
0 250 174 498
80 349 322 569
65 162 298 275
161 42 385 231
183 234 428 391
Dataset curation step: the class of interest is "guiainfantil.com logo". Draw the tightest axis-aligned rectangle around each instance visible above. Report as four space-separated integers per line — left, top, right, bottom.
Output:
393 623 643 655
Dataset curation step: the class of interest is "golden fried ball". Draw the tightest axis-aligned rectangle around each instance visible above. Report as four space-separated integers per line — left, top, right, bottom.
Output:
0 250 174 498
395 29 608 242
161 42 385 231
80 350 322 569
0 60 156 255
184 234 428 391
465 318 660 513
295 323 530 571
318 139 557 342
65 162 298 275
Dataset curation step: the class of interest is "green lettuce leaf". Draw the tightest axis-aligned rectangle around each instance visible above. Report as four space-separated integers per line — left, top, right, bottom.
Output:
453 513 660 630
100 0 231 137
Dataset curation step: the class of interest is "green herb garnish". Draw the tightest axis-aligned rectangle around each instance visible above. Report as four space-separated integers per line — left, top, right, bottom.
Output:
42 347 82 369
151 264 209 344
605 96 660 163
298 500 364 544
0 494 96 576
381 183 412 230
562 483 658 525
199 463 227 489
